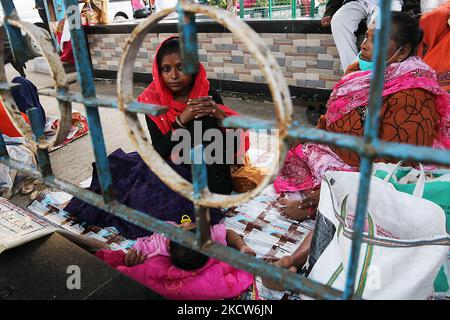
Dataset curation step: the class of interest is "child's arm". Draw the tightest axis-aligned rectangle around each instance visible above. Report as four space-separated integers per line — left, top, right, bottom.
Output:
226 229 256 257
125 249 146 267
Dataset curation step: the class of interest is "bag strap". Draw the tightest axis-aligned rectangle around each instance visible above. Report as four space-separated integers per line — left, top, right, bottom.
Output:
383 161 403 182
412 164 426 198
383 162 425 198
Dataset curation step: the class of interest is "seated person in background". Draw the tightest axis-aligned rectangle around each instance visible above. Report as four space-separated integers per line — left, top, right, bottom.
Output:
65 36 247 239
321 0 419 72
264 13 450 289
417 0 450 91
0 77 46 137
277 12 449 222
95 219 256 299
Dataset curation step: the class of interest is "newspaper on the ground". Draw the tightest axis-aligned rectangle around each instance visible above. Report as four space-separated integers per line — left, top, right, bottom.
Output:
223 184 315 300
27 190 136 253
0 197 57 254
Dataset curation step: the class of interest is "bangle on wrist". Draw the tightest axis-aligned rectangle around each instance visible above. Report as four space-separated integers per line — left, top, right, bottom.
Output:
306 207 316 219
232 235 243 247
176 115 186 128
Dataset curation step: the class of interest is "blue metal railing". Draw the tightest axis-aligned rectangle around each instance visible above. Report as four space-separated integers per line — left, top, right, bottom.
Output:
1 0 449 300
236 0 317 19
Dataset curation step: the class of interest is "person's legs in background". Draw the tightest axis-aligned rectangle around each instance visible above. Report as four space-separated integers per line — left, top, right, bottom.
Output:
331 1 370 72
11 77 46 128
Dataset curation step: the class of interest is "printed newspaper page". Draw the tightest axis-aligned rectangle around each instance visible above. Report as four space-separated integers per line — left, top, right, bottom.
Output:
0 197 57 254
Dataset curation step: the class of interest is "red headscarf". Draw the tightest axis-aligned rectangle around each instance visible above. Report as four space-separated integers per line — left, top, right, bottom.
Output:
137 36 239 135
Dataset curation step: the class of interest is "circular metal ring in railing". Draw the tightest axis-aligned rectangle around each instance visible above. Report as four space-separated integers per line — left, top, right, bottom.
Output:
117 4 293 208
0 17 72 150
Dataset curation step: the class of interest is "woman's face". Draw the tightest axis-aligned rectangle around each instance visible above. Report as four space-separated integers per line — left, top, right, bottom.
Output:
359 27 409 65
160 52 193 94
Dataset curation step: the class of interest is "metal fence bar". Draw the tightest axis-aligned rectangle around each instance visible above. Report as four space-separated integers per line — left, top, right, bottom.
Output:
269 0 273 18
223 117 450 168
38 88 168 115
26 107 53 178
342 0 393 299
42 0 61 53
310 0 315 17
177 0 199 75
291 0 297 18
0 0 28 66
191 145 212 247
1 0 448 300
0 131 8 157
239 0 244 18
63 0 114 203
178 0 211 248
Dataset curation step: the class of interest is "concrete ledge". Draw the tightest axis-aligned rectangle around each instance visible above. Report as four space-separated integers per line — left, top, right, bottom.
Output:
84 17 330 35
94 69 332 102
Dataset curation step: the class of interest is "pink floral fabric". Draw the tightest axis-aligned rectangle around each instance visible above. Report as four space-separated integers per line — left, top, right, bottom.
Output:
326 56 450 149
274 56 450 193
132 221 228 260
274 143 356 193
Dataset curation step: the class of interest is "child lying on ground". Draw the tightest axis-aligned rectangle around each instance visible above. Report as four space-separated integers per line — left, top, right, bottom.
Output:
95 220 256 300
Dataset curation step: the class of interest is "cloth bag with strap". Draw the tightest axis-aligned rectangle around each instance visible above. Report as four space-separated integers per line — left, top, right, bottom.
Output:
372 162 450 295
302 171 449 300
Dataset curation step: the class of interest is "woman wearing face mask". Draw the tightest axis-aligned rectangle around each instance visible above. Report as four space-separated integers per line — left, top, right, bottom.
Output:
261 12 450 290
273 12 450 223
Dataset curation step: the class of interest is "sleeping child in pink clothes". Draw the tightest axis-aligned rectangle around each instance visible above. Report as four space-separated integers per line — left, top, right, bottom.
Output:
95 221 257 300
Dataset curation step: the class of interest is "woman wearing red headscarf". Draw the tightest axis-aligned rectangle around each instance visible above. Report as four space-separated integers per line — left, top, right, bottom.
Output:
65 37 248 239
138 36 248 195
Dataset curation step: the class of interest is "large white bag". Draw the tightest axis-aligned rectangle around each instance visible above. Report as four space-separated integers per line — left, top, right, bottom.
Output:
304 171 449 300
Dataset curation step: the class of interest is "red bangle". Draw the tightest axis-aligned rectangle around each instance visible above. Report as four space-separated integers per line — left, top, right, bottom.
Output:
307 207 316 219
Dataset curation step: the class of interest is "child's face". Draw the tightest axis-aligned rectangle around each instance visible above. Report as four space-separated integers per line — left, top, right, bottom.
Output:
160 52 193 95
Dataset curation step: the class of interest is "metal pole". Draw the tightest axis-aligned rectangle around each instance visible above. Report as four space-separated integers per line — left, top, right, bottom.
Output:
177 0 199 75
26 107 53 178
191 145 212 247
269 0 272 19
0 0 28 66
310 0 315 17
0 130 8 158
292 0 297 18
342 0 393 299
240 0 244 18
63 0 114 203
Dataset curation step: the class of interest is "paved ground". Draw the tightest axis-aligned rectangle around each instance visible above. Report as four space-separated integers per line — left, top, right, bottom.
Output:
5 58 313 194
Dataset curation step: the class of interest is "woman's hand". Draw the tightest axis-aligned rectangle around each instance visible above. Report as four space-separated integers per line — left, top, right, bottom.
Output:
240 244 257 257
279 189 320 221
261 256 298 291
178 97 227 125
178 101 202 125
321 16 331 27
232 178 257 193
125 249 146 267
